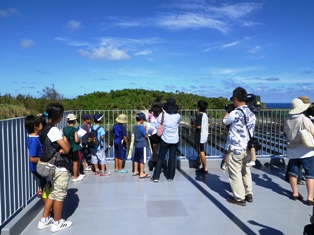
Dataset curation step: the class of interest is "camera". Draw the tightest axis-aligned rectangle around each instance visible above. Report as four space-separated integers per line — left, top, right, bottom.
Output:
247 94 261 113
225 94 261 113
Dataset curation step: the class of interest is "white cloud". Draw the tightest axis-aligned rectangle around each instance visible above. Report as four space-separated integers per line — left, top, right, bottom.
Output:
0 8 18 17
157 13 228 33
134 50 152 56
106 1 262 34
78 46 130 61
20 39 36 48
66 20 82 31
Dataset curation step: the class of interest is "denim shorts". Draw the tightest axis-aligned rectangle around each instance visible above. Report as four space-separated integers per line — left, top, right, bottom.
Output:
288 156 314 179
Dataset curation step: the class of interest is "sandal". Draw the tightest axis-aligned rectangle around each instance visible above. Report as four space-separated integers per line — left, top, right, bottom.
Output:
139 174 150 179
289 193 303 201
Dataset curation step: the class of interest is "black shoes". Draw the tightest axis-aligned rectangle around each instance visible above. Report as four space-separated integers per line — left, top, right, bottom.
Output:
289 193 303 201
245 194 253 203
227 197 246 206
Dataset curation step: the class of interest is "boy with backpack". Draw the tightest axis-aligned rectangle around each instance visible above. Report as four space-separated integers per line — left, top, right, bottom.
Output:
63 114 85 182
88 114 110 176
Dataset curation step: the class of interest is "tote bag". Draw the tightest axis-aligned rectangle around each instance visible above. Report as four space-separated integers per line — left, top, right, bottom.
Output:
299 117 314 148
157 112 165 137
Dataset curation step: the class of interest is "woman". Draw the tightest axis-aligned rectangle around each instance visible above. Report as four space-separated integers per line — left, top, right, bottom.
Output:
284 98 314 205
151 98 181 182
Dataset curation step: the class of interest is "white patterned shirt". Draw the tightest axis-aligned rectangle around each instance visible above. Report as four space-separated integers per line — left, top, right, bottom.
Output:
223 105 256 154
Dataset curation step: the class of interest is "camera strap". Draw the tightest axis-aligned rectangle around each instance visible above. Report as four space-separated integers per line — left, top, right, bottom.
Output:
237 108 252 140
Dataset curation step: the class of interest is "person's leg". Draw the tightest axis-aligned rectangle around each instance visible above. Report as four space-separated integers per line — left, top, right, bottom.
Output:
242 152 253 196
139 163 145 177
199 151 207 171
72 161 79 179
288 159 301 197
114 157 119 171
167 143 178 180
118 159 123 171
300 157 314 201
227 150 246 201
306 178 314 201
153 140 168 180
133 162 139 174
42 198 54 218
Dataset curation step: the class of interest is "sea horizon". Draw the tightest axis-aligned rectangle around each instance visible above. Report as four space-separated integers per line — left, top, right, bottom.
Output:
265 103 290 109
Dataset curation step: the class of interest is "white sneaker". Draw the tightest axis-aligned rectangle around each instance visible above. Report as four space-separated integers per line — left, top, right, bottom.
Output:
85 166 92 171
78 174 85 180
51 219 72 233
38 217 54 230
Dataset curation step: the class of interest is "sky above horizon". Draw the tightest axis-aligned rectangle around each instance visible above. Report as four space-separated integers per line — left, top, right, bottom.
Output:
1 0 314 103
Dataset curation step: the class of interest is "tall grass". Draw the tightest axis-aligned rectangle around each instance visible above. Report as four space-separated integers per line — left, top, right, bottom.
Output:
0 104 31 120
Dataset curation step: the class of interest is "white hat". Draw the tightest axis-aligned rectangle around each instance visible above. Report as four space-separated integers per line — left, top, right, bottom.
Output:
66 113 77 121
289 98 310 114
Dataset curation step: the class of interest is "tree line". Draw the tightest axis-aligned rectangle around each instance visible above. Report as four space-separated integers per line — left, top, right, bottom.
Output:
0 86 229 120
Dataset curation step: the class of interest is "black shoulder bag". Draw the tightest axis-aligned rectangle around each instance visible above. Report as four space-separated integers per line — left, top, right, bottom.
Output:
237 108 261 152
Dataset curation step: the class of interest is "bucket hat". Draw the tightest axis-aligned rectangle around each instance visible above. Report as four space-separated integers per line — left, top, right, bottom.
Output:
289 98 310 114
116 114 128 124
163 98 179 114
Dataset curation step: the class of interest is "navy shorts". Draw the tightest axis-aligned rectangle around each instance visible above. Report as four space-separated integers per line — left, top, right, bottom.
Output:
288 156 314 179
133 147 146 164
194 143 205 152
114 143 126 160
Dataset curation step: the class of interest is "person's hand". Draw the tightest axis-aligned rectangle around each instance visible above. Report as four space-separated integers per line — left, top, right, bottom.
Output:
225 104 235 113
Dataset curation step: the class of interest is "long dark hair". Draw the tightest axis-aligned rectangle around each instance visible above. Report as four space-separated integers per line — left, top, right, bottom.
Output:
44 103 64 123
150 99 163 118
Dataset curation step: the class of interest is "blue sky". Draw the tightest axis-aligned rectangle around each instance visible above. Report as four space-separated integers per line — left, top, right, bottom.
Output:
1 0 313 103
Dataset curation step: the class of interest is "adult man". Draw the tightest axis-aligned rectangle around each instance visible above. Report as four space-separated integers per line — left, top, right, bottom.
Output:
223 87 256 206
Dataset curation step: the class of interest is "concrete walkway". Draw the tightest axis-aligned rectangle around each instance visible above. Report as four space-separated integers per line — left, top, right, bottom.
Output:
17 158 312 235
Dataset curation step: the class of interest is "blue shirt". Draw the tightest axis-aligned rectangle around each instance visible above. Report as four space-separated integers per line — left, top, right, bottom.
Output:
223 105 256 154
134 124 147 148
113 123 127 145
27 135 43 172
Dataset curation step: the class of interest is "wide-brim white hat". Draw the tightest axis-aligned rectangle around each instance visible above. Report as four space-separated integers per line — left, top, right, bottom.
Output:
289 98 311 114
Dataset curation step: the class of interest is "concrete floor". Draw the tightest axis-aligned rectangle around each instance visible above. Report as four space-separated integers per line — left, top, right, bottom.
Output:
18 158 312 235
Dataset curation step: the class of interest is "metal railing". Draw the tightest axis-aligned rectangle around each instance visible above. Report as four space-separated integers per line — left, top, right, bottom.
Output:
0 109 289 230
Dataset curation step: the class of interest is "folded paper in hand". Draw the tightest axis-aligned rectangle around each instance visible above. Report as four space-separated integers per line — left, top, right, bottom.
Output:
78 128 87 138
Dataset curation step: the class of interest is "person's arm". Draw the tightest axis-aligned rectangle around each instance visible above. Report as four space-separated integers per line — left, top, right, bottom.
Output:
57 136 70 154
29 157 40 163
49 127 70 154
74 131 80 143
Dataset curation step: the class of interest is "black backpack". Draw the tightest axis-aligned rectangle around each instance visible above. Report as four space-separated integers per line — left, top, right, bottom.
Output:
86 126 101 149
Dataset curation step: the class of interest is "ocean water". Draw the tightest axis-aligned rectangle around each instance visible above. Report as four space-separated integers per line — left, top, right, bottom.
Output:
265 103 290 109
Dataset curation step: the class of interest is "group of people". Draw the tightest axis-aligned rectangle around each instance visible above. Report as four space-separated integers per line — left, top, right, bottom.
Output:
24 86 314 233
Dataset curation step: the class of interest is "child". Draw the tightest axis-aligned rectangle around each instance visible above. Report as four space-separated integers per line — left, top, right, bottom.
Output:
80 114 92 171
147 99 163 171
191 100 209 173
25 115 49 200
63 114 85 182
113 114 129 173
37 103 72 233
90 114 110 176
132 112 150 178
